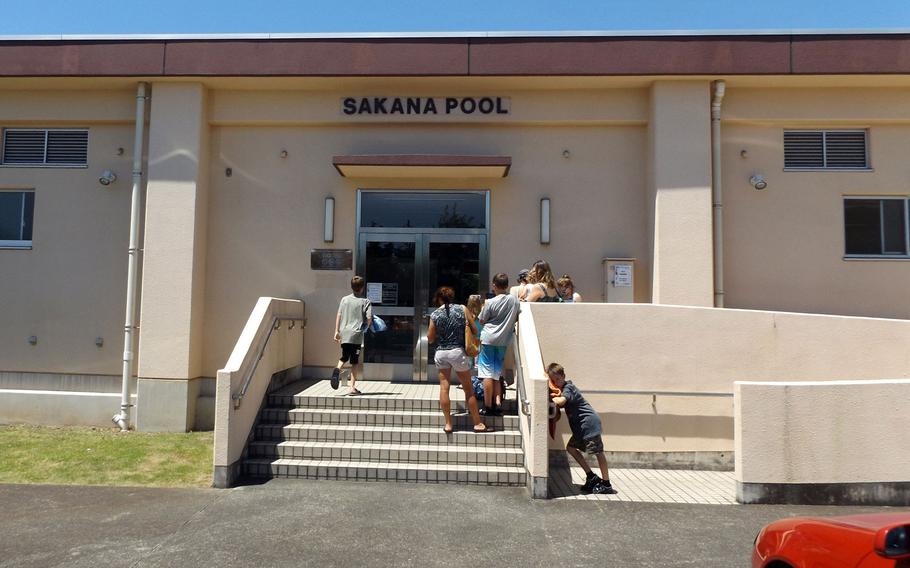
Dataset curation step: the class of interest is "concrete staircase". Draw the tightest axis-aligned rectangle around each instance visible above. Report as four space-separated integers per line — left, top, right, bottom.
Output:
242 379 527 486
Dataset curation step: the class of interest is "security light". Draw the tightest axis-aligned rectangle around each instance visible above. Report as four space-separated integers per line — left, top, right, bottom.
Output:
749 174 767 190
99 170 118 186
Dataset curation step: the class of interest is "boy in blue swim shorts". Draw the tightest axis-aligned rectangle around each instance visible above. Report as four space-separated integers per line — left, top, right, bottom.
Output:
478 272 520 415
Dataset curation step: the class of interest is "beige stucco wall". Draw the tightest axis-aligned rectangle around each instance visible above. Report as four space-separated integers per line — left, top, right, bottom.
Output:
3 79 910 386
0 90 137 375
735 379 910 484
721 87 910 319
202 86 649 375
531 303 910 452
648 81 714 307
138 83 211 380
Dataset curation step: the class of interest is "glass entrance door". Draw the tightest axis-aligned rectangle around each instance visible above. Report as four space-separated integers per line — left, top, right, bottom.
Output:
359 232 487 381
418 235 486 381
359 234 418 381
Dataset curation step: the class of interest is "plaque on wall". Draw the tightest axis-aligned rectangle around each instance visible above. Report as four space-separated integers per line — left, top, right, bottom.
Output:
310 249 353 270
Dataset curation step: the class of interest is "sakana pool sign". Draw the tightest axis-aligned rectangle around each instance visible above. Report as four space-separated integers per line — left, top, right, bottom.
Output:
342 96 510 116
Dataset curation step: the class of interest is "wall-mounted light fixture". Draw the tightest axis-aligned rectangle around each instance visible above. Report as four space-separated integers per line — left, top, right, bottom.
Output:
99 170 117 186
540 198 551 244
749 174 768 190
280 149 288 159
324 197 335 243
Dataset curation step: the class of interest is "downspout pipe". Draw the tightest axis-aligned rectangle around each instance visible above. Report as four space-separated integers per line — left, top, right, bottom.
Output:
711 80 726 308
113 82 149 431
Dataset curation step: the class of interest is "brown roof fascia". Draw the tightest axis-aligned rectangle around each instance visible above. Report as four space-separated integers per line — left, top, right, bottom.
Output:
163 39 470 76
2 35 910 77
468 36 793 75
792 34 910 74
0 41 165 76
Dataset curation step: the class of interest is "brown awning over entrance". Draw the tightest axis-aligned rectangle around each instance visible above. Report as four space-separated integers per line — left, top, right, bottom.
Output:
332 154 511 178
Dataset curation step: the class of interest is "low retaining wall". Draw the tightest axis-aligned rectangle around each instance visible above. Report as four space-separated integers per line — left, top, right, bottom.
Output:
0 388 137 428
735 379 910 506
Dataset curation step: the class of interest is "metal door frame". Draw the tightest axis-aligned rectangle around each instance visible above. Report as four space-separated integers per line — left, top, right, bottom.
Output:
356 190 490 382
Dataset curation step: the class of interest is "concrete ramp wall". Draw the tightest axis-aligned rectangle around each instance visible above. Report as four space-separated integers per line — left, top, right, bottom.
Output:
529 303 910 459
736 379 910 506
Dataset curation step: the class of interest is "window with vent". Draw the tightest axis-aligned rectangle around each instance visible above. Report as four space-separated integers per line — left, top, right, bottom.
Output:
844 197 909 257
1 128 88 167
784 130 868 170
0 191 35 249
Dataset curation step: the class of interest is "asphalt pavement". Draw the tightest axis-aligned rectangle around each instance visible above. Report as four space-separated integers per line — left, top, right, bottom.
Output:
0 480 894 567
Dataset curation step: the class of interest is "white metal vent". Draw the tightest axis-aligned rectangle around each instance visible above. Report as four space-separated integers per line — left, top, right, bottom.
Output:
784 130 867 170
2 128 88 166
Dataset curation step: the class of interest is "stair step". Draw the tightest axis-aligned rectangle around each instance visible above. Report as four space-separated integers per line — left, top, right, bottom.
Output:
242 458 527 486
254 423 522 447
247 440 524 465
269 392 517 413
259 407 519 428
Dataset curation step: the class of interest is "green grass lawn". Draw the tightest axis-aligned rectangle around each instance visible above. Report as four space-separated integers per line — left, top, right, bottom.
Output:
0 425 213 487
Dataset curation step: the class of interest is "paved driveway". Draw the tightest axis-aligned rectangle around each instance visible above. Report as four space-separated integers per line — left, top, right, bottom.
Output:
0 480 892 567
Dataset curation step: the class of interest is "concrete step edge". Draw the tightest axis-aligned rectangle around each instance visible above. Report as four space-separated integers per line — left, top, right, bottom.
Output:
248 440 524 454
243 457 526 473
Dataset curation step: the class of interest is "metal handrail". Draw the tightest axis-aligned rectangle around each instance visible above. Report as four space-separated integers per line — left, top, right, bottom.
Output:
512 326 531 417
232 316 305 408
582 389 733 398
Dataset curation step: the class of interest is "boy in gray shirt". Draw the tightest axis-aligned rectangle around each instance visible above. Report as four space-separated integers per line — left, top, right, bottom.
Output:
548 362 617 495
478 272 520 414
332 276 372 394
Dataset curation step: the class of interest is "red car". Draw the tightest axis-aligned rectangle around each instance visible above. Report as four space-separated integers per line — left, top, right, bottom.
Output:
752 512 910 567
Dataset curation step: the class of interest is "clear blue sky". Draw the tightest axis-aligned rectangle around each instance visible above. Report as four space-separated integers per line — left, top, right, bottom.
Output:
1 0 909 36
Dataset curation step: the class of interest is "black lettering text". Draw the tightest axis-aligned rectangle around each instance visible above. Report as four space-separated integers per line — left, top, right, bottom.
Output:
424 98 438 114
358 98 372 114
478 97 494 113
373 97 388 114
496 97 508 114
406 98 421 114
342 98 357 115
460 98 476 114
445 98 459 114
390 98 404 114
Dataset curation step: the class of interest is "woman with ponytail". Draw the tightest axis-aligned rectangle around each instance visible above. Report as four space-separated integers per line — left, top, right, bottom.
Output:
427 286 492 434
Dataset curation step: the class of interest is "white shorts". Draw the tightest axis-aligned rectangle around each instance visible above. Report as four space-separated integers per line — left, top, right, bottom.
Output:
434 348 472 373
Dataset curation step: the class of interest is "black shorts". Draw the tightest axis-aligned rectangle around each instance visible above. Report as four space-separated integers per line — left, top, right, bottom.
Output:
339 343 361 364
567 433 604 455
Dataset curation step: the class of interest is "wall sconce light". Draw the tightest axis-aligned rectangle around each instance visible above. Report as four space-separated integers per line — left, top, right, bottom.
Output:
280 149 288 159
95 337 104 348
324 197 335 243
540 198 551 244
99 170 117 186
749 174 768 190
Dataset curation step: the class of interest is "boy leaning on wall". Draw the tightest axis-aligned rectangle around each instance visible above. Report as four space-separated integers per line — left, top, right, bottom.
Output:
547 362 617 495
332 276 373 395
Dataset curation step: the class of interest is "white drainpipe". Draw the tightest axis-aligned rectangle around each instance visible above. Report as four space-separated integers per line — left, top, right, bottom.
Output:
113 82 149 431
711 80 726 308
